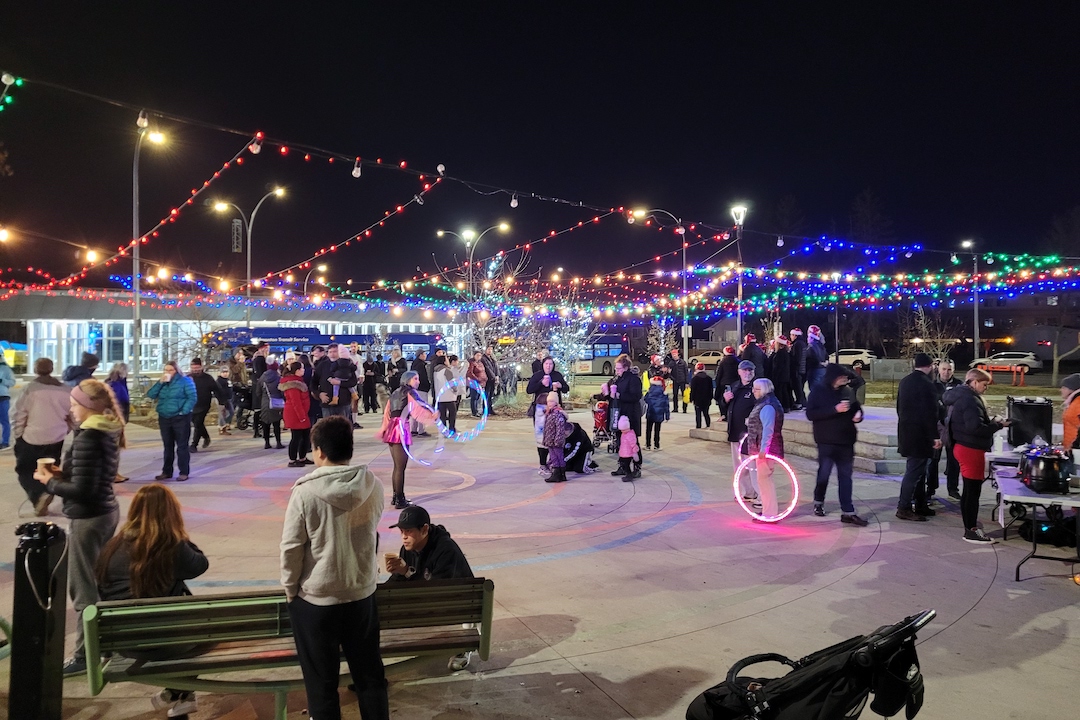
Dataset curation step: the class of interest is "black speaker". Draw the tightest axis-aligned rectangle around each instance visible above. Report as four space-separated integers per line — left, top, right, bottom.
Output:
1007 396 1054 447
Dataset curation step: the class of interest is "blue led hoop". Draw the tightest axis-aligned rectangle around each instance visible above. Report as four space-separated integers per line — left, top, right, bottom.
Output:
432 377 489 442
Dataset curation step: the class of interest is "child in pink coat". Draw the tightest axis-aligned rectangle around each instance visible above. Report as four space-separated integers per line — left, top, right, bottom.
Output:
613 414 641 480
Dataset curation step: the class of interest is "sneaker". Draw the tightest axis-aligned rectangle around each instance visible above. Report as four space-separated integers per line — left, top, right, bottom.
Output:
288 460 305 468
645 444 652 450
202 437 211 449
913 505 936 517
841 514 869 527
392 496 412 509
963 528 995 544
189 445 198 454
34 493 54 517
302 458 315 465
275 443 286 449
152 689 198 717
154 473 172 481
948 489 962 501
62 656 87 676
896 508 928 522
448 651 473 671
742 492 760 502
176 474 188 482
813 505 826 517
537 467 550 477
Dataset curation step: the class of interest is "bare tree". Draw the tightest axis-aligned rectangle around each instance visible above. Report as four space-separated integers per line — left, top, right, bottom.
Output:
899 307 961 361
1047 326 1080 385
758 309 783 347
849 188 894 245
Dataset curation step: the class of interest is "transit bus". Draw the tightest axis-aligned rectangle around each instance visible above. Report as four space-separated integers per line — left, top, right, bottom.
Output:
204 327 443 361
573 334 631 376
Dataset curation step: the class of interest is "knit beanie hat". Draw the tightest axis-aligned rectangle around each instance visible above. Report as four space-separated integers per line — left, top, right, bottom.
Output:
1061 373 1080 392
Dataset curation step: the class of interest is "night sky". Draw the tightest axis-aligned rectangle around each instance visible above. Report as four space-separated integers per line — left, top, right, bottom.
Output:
1 3 1078 295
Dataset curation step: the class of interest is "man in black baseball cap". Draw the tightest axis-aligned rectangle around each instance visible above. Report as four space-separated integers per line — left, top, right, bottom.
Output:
386 505 475 670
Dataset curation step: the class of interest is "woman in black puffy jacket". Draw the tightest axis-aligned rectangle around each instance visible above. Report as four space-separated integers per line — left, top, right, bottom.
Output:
34 378 124 675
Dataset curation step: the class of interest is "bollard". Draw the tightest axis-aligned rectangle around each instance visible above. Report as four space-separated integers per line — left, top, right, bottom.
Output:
9 522 68 720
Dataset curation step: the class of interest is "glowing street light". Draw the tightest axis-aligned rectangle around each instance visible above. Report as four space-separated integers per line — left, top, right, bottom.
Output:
304 263 329 296
210 187 286 326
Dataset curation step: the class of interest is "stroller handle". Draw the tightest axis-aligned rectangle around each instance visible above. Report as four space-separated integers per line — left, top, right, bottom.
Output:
725 654 798 718
853 609 936 668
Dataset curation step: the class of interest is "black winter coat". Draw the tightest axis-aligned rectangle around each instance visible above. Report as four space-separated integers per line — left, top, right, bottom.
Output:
666 357 689 384
942 384 1002 451
411 358 431 392
526 369 567 404
613 368 643 419
896 370 940 457
805 382 861 446
770 347 792 384
723 381 757 442
46 426 120 519
387 525 474 582
190 371 225 413
689 371 714 408
99 538 209 601
716 355 740 391
806 340 828 374
791 338 808 379
741 344 766 379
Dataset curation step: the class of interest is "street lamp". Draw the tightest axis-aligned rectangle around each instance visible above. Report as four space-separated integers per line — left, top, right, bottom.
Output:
628 208 690 358
132 110 166 383
304 263 328 297
436 222 509 348
730 205 748 342
210 187 285 327
961 239 980 356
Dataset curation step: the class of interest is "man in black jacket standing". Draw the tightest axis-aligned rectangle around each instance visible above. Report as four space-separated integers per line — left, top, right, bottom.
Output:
410 351 431 437
666 348 689 413
719 361 759 503
930 360 963 501
895 353 941 521
385 505 475 671
188 358 225 453
482 346 499 415
806 364 868 526
789 329 808 409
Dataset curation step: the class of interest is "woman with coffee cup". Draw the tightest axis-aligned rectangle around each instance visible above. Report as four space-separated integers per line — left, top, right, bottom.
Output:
147 361 197 481
34 378 125 675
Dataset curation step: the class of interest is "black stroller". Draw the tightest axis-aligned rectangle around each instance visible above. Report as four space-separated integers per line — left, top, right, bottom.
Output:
686 610 934 720
231 383 254 431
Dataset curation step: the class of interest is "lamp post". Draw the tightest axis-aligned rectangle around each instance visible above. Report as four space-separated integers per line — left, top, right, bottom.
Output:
132 110 165 382
211 187 285 327
962 239 980 357
731 205 748 342
304 264 328 298
628 208 690 359
437 223 509 349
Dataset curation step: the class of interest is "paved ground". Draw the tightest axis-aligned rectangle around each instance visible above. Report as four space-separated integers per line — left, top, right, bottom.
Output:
0 405 1077 719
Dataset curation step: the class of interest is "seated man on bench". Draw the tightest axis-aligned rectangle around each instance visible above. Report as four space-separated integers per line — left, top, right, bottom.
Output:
385 506 475 670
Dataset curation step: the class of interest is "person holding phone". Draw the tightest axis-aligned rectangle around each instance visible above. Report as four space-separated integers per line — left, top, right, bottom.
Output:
805 364 868 526
147 361 196 481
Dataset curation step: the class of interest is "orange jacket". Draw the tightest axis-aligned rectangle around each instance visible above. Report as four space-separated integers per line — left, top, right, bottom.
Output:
1063 391 1080 449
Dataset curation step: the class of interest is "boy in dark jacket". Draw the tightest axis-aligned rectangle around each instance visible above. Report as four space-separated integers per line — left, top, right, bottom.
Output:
385 506 476 671
644 376 670 450
805 364 868 526
188 358 225 452
216 366 235 435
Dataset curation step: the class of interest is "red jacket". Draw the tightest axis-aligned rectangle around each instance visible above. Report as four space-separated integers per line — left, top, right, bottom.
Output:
466 359 487 385
279 378 311 430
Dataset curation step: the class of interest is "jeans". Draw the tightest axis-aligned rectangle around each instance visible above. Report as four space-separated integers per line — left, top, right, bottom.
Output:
929 445 961 496
671 382 686 412
160 414 192 476
898 456 929 510
69 507 120 660
439 401 457 433
810 367 826 390
14 437 64 504
0 397 10 445
288 594 388 720
814 443 856 513
362 382 379 413
219 400 234 427
645 418 662 447
321 404 349 419
470 388 482 416
191 409 210 447
694 404 711 428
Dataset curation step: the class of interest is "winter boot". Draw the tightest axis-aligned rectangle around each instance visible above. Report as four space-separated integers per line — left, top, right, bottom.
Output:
626 462 642 480
545 467 568 483
611 458 629 476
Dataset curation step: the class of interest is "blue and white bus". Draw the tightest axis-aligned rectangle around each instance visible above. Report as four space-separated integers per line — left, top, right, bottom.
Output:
205 327 443 361
573 334 631 375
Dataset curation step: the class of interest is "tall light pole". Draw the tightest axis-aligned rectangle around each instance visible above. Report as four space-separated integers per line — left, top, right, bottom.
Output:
628 208 690 358
437 223 509 349
211 187 285 327
304 263 328 298
132 110 165 382
731 205 748 342
962 239 980 356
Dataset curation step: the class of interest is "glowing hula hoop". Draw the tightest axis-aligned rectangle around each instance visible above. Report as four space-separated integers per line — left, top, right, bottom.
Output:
733 454 800 523
432 377 489 442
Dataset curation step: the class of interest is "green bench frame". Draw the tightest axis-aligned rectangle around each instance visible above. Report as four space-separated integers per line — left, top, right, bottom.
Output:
82 578 494 719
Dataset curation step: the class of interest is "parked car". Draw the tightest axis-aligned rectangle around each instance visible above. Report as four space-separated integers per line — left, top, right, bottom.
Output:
688 350 725 367
970 351 1043 372
836 349 878 368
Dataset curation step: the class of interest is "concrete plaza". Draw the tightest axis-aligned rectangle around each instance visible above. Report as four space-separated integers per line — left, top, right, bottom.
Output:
0 406 1077 719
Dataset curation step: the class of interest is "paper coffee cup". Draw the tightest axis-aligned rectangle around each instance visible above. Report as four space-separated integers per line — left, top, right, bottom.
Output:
36 457 56 471
383 552 398 568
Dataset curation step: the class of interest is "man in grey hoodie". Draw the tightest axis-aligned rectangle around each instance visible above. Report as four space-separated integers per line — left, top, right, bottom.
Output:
280 416 388 720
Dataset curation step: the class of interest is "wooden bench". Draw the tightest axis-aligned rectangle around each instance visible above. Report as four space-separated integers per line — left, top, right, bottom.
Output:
82 578 494 720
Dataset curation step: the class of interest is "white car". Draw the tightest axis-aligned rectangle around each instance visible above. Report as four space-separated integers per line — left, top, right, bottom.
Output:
688 350 726 367
836 349 878 368
970 351 1043 372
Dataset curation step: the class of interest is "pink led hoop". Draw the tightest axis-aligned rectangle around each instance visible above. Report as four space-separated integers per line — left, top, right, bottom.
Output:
732 453 800 523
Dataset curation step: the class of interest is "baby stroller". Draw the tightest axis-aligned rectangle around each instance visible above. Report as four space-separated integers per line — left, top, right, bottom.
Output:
606 405 622 454
592 399 611 447
686 609 934 720
231 383 253 431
